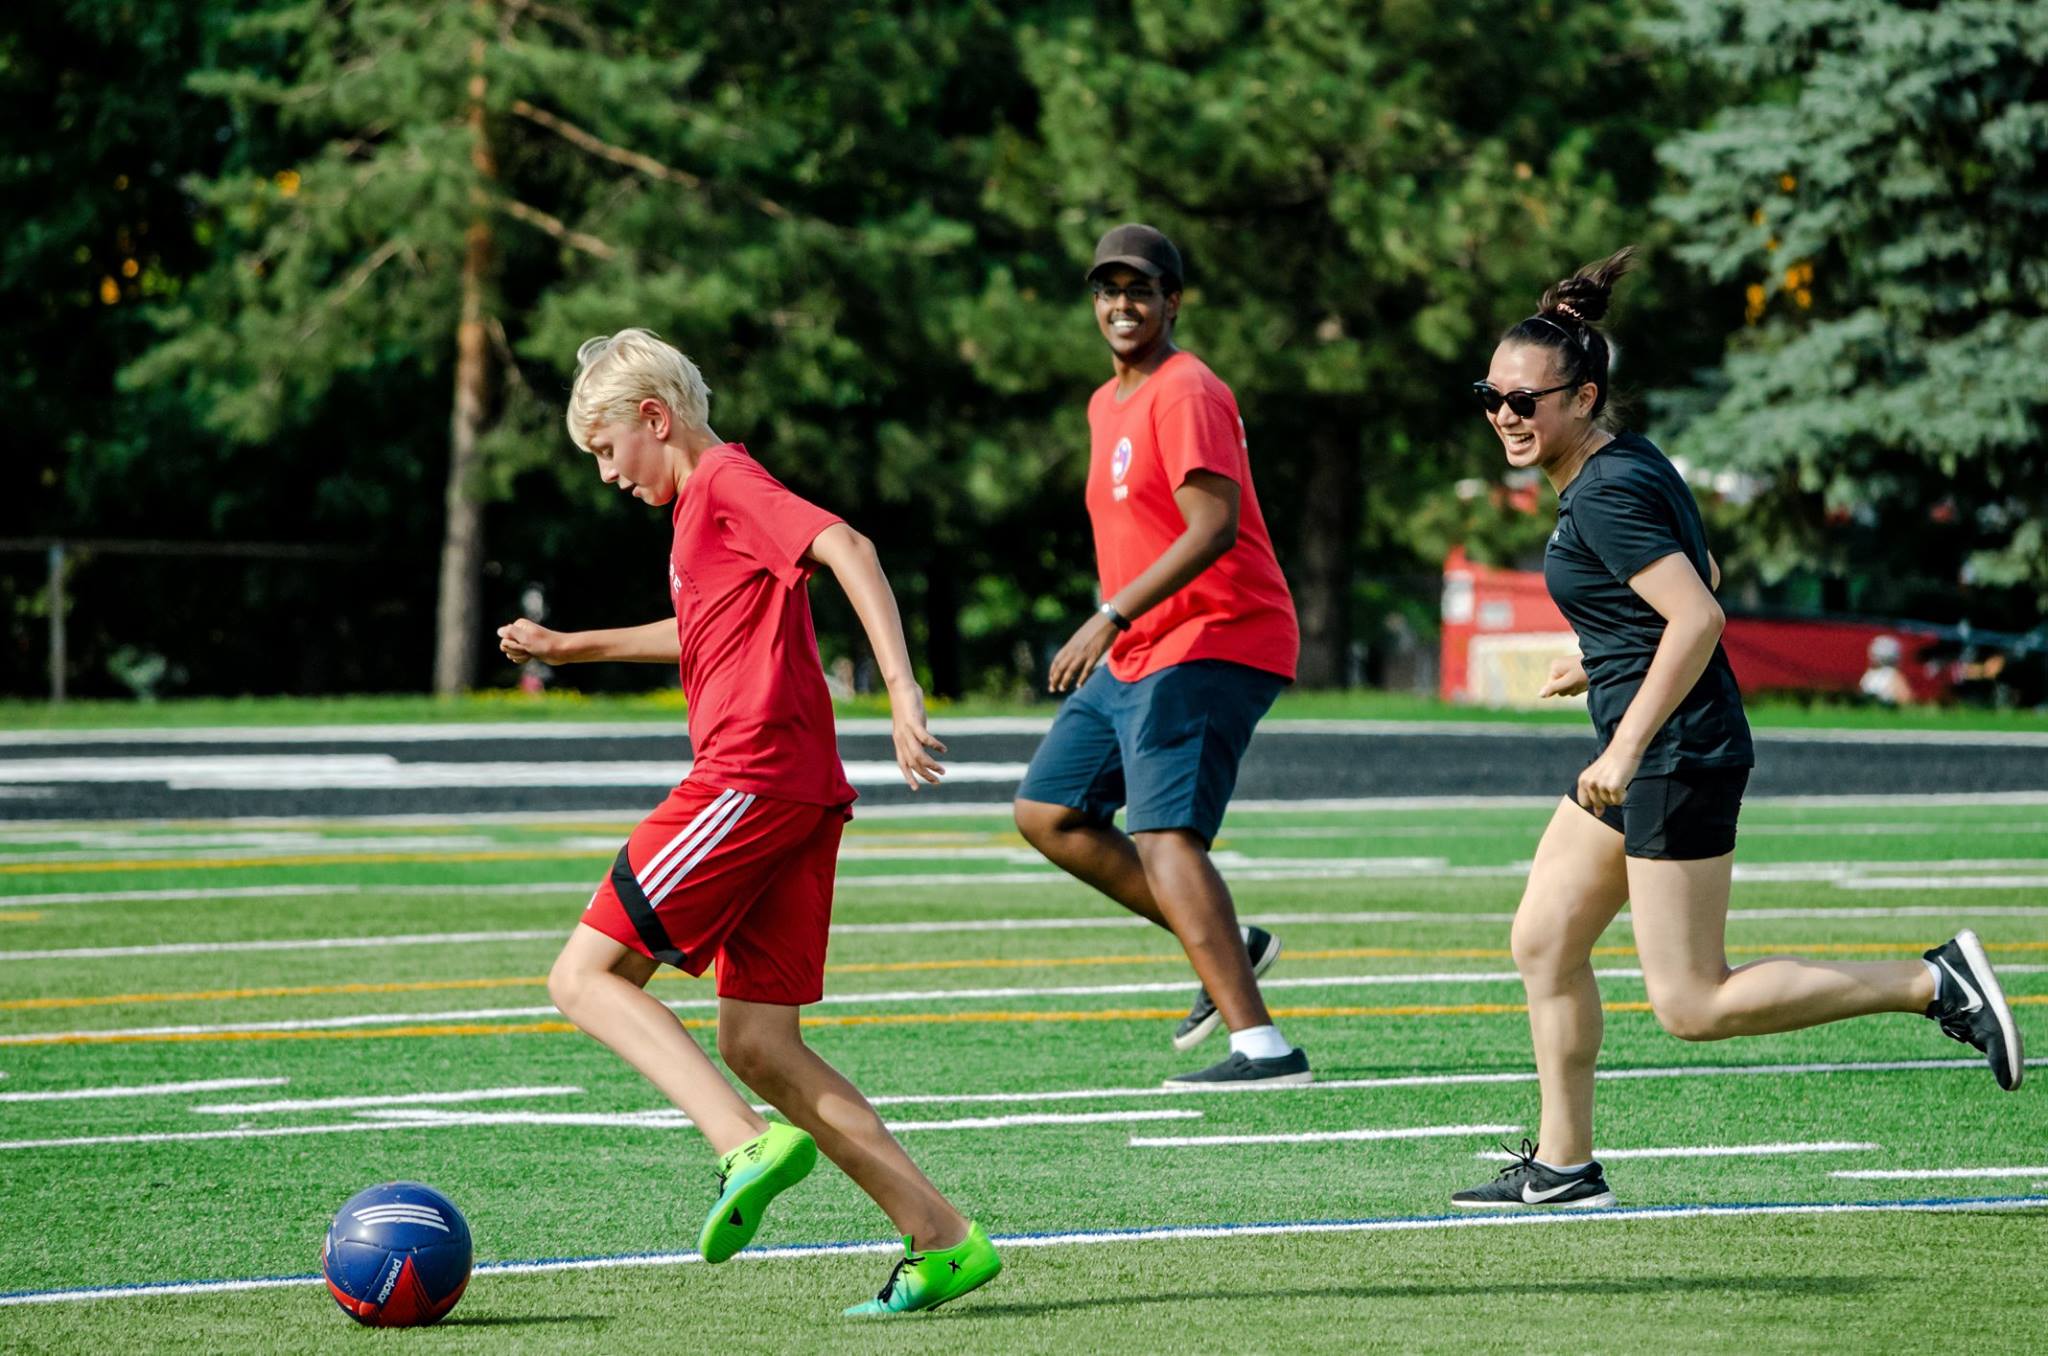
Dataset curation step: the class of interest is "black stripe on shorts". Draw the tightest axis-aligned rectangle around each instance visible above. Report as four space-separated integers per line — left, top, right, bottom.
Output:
610 844 686 968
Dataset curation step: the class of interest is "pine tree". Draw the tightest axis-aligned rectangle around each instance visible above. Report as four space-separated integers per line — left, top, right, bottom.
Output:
1654 0 2048 611
968 0 1714 683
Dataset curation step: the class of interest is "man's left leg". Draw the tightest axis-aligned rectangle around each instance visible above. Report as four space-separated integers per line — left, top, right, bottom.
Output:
1126 663 1304 1087
1136 827 1275 1029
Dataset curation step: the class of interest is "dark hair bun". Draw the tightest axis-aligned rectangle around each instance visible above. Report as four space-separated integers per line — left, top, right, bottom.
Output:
1539 246 1638 325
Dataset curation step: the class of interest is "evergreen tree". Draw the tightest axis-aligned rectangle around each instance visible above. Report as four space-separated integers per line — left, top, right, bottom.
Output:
1654 0 2048 613
970 0 1716 683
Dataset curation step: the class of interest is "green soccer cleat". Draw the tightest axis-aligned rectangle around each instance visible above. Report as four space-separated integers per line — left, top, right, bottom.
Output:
697 1122 817 1264
842 1221 1001 1316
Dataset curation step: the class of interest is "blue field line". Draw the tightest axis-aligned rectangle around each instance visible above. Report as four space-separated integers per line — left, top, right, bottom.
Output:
4 1194 2046 1307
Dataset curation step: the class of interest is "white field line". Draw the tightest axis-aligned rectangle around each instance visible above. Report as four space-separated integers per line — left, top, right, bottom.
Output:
9 1196 2048 1307
1132 1124 1517 1148
0 755 1029 791
15 894 2048 962
0 1077 287 1104
190 1086 581 1115
0 836 500 866
0 1121 447 1152
0 1107 1203 1152
0 930 567 961
11 716 2044 745
847 792 2048 813
11 791 2046 834
0 969 1660 1044
361 1107 1203 1134
856 1058 1997 1109
1832 1166 2048 1181
1853 875 2048 890
1477 1141 1879 1162
1743 822 2048 838
0 884 586 910
8 849 2048 916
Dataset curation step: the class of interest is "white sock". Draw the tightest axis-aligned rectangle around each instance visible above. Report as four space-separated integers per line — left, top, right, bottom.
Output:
1535 1158 1592 1175
1229 1024 1291 1060
1924 958 1944 1002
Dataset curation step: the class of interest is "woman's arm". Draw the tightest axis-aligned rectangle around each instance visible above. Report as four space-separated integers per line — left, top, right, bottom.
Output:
1574 553 1725 810
805 523 947 789
497 618 679 665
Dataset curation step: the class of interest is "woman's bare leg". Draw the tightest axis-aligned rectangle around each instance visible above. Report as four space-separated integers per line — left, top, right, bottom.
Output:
1511 799 1632 1166
1627 854 1934 1039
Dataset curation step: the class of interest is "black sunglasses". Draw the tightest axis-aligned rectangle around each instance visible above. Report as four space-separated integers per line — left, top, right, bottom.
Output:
1091 281 1164 304
1470 381 1578 418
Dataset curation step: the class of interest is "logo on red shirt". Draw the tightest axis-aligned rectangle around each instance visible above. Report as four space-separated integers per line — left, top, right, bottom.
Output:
1111 437 1132 502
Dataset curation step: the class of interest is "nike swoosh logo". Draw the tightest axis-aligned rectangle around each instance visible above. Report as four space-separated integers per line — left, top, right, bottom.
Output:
1939 956 1985 1014
1522 1181 1582 1203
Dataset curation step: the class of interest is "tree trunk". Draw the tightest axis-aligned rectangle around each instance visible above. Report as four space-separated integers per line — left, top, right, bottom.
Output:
433 20 498 696
1291 420 1359 688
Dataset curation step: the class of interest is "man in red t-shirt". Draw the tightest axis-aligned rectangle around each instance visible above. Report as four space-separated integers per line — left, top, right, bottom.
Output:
497 329 998 1316
1013 225 1309 1088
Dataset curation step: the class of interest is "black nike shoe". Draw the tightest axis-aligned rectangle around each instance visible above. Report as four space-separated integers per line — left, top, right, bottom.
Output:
1452 1140 1616 1209
1925 929 2024 1091
1162 1046 1312 1089
1172 927 1283 1052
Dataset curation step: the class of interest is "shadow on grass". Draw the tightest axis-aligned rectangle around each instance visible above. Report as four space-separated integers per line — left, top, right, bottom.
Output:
436 1314 610 1329
958 1273 1878 1319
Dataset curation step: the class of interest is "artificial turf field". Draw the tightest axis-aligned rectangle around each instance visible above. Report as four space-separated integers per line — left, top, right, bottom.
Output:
1 798 2044 1353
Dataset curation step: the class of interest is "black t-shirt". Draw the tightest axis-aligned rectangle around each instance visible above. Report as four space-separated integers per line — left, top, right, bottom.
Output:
1543 431 1754 775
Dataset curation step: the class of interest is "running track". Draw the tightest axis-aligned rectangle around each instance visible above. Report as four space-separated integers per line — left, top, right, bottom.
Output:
3 718 2044 819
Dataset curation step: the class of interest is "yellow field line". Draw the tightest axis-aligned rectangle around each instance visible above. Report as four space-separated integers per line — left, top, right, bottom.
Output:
16 994 2048 1046
0 911 44 922
11 940 2048 1013
0 848 606 877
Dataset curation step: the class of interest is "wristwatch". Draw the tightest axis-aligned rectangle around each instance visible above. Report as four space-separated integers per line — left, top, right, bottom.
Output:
1098 602 1132 632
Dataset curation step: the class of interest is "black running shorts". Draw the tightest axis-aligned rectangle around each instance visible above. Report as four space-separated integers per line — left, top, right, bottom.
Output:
1577 767 1748 861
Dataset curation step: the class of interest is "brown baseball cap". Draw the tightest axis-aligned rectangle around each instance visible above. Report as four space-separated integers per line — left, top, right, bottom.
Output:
1087 224 1183 288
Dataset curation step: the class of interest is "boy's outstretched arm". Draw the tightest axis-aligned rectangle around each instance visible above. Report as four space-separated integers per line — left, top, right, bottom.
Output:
497 618 679 665
804 523 946 790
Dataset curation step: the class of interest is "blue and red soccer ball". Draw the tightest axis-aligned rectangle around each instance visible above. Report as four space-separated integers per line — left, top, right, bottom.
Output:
321 1182 472 1327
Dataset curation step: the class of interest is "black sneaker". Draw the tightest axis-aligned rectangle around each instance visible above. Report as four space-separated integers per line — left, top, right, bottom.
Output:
1925 929 2024 1091
1172 927 1283 1052
1162 1046 1311 1089
1452 1140 1616 1209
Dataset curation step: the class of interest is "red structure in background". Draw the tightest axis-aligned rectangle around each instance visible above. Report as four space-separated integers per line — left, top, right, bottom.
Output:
1440 547 1954 705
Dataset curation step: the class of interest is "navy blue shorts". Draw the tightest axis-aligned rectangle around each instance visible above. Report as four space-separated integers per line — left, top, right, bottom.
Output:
1015 659 1286 845
1580 767 1749 860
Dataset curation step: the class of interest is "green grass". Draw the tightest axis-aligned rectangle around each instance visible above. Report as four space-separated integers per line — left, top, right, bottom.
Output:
1 802 2044 1350
4 687 2046 731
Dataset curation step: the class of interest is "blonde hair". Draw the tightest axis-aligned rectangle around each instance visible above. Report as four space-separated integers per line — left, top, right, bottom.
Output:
565 328 712 451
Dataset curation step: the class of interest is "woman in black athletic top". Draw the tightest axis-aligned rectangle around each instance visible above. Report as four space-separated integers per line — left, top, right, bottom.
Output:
1449 249 2023 1210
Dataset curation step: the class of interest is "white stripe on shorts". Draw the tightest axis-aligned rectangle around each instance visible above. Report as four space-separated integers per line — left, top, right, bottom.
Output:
635 789 738 897
648 793 756 907
641 791 750 903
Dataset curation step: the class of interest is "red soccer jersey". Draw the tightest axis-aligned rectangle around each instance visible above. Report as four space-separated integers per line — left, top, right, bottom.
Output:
668 444 856 807
1084 351 1299 682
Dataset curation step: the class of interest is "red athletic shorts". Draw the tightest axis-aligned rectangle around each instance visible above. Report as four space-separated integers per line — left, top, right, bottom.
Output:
581 781 849 1006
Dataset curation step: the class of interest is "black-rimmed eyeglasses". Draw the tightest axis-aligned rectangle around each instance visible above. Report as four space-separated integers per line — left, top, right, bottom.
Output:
1470 381 1577 418
1091 282 1163 305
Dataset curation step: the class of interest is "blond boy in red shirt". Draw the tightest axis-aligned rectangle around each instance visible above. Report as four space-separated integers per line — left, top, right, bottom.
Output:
498 329 999 1316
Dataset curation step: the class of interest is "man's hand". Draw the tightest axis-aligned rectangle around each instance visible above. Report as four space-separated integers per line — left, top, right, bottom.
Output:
497 619 563 664
1047 612 1118 693
888 683 947 790
1539 657 1589 699
1576 744 1641 812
